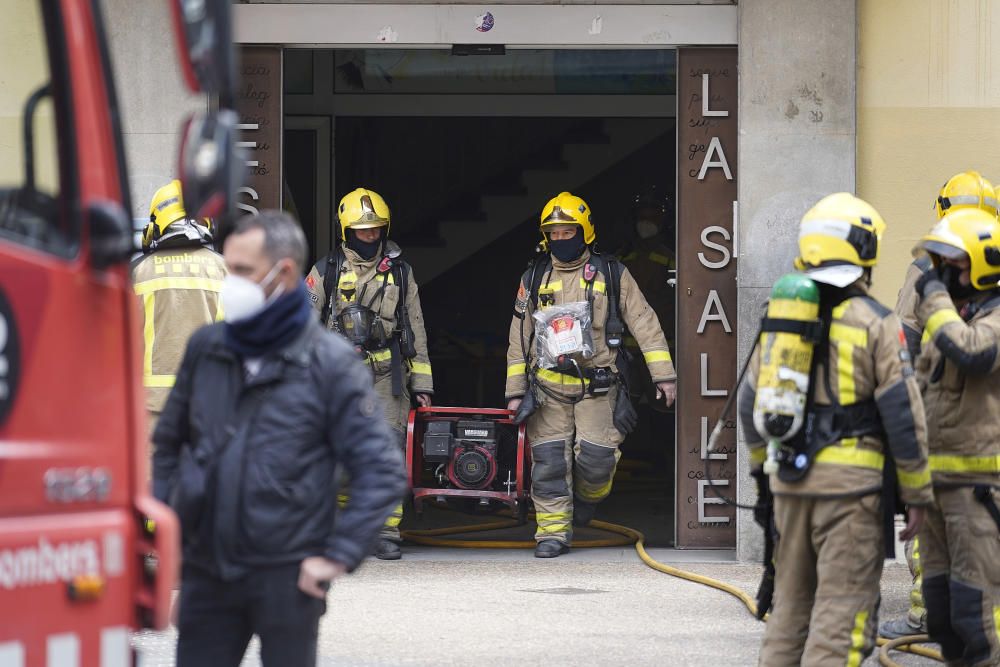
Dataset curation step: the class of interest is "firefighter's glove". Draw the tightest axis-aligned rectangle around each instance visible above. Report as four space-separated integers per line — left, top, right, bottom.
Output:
755 561 775 620
612 390 638 435
914 267 947 299
512 390 539 425
750 469 772 530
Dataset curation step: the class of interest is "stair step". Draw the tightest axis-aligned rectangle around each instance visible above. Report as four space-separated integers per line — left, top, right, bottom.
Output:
562 124 611 145
483 180 528 197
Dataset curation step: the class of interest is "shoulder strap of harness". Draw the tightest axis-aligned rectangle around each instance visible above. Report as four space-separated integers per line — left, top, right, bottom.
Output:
526 254 552 312
318 248 344 327
390 259 417 361
590 252 627 349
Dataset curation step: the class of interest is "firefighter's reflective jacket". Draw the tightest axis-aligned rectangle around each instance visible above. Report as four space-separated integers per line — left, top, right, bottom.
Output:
916 288 1000 488
505 250 675 399
306 245 433 394
132 246 226 413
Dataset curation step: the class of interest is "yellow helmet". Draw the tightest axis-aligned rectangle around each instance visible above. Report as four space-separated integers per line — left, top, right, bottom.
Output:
142 180 213 251
338 188 390 241
539 192 595 247
935 170 998 219
914 208 1000 291
794 192 886 287
143 180 188 247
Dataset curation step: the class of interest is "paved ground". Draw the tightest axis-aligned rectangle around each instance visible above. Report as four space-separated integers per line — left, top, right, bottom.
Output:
134 547 939 667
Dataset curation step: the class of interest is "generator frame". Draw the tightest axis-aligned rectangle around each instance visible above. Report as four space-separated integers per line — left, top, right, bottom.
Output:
406 406 531 522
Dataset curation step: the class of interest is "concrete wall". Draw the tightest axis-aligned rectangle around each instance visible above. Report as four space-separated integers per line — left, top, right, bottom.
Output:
858 0 1000 306
101 0 205 219
735 0 857 561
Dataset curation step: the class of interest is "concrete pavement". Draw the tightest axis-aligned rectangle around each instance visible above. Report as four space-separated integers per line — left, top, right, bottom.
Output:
134 548 938 666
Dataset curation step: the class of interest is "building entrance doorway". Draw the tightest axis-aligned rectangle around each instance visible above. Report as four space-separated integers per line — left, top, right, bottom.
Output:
283 48 680 545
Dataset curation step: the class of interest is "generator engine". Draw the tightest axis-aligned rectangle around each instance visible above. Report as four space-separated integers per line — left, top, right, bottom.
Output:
406 407 530 519
423 420 500 490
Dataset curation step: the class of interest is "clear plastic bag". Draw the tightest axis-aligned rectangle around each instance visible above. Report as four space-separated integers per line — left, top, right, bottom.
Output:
532 301 594 369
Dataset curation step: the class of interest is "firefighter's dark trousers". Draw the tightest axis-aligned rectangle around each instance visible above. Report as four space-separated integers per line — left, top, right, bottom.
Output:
759 492 883 666
526 386 624 544
176 564 326 667
920 485 1000 667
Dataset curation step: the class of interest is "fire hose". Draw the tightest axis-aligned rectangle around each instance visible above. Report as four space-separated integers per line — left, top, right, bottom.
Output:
401 516 943 666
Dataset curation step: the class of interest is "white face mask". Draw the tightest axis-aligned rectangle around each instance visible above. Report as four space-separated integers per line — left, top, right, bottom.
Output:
221 262 284 323
636 220 660 240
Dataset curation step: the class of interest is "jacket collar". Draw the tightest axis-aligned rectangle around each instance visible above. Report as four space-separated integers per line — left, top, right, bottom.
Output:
342 245 379 271
550 249 591 272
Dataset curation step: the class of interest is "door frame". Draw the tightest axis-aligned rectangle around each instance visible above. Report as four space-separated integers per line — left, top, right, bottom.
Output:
284 115 334 259
234 4 737 48
242 1 740 547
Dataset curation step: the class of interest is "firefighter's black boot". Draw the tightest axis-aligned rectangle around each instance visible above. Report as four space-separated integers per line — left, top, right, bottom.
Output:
375 539 401 560
534 540 569 558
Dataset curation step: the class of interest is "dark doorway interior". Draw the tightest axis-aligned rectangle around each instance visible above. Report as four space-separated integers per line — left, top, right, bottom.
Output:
283 50 679 545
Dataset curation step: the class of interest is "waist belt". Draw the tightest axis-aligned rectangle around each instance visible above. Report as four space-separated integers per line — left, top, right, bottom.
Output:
777 399 883 483
534 365 614 384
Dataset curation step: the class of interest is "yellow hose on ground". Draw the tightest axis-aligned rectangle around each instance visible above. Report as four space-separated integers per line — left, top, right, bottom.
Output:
878 634 937 667
400 516 943 664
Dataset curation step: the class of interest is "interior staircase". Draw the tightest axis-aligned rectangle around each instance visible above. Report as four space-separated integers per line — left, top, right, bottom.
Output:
404 118 666 284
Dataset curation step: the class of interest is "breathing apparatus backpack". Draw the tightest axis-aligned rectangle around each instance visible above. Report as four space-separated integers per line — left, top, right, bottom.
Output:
753 273 888 483
753 273 823 475
315 247 417 396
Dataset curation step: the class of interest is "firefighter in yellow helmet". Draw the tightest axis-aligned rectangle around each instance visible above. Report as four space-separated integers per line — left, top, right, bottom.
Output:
132 180 226 435
909 207 1000 666
620 188 677 409
305 187 433 561
505 192 676 558
738 193 932 665
896 171 998 357
881 171 998 641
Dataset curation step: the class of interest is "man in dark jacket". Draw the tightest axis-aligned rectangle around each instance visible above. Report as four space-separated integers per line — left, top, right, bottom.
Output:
152 210 406 667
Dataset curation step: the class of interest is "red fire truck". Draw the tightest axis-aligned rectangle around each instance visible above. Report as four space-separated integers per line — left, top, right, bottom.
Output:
0 1 241 664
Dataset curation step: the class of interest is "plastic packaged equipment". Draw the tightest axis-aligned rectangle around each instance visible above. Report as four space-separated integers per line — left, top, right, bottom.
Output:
533 301 594 369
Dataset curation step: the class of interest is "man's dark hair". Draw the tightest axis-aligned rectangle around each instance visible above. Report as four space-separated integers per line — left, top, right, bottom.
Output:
230 209 309 273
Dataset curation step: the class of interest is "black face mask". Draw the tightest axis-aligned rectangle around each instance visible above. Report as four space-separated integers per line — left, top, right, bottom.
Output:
346 228 383 260
549 234 587 263
939 263 977 301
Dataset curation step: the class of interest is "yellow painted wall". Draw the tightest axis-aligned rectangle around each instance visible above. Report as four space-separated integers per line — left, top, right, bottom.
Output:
858 0 1000 305
0 2 59 193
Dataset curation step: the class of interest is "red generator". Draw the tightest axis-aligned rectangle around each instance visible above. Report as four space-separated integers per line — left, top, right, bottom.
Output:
406 407 531 520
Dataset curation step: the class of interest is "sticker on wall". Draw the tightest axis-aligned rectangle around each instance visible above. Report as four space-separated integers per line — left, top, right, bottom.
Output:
475 12 495 33
377 26 398 43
